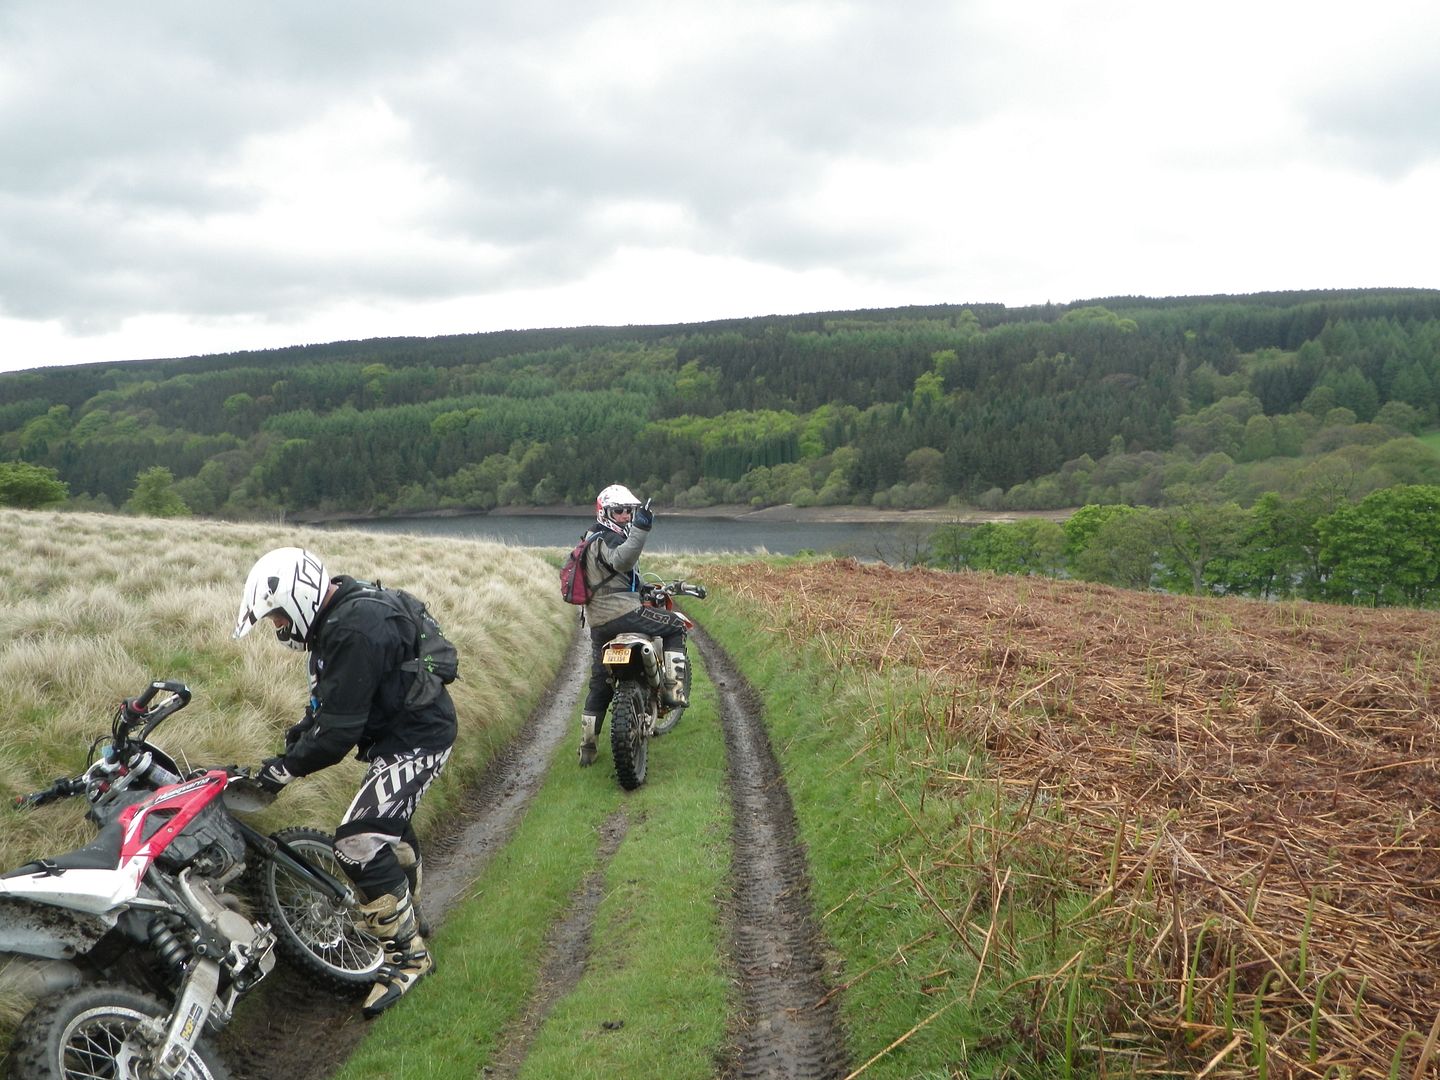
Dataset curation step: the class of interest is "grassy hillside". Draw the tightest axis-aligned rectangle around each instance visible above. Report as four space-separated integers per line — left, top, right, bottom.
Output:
4 512 1438 1077
0 509 572 1035
4 289 1440 518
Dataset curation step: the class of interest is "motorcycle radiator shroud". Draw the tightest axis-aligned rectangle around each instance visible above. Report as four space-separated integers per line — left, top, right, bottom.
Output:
153 797 248 876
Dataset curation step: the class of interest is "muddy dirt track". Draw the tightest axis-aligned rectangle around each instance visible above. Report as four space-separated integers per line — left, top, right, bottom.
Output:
222 628 847 1080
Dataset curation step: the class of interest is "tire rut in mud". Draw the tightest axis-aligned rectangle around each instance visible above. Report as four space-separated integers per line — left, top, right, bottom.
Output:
696 628 850 1080
219 630 587 1080
223 626 848 1079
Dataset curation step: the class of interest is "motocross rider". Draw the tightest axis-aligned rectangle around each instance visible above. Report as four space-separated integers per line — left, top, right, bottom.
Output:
233 546 456 1018
577 484 690 767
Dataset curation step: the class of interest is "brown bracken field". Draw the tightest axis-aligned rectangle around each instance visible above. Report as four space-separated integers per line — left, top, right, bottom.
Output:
706 559 1440 1079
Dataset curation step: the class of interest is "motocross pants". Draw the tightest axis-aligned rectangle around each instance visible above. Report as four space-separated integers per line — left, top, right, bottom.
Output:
334 746 452 902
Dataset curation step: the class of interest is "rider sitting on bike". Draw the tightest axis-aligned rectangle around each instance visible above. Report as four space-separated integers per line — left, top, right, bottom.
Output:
233 546 456 1018
577 484 689 767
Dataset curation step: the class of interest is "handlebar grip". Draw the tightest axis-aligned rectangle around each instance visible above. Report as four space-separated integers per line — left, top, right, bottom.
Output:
13 776 80 811
133 679 192 712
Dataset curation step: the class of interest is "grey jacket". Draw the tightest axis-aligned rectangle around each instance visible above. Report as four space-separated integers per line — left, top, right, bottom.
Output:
582 519 650 626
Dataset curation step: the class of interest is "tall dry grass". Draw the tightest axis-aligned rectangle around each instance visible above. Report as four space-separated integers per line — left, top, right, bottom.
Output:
0 507 573 1020
709 558 1440 1078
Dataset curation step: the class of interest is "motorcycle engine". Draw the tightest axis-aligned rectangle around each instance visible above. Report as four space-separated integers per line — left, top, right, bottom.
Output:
184 876 276 982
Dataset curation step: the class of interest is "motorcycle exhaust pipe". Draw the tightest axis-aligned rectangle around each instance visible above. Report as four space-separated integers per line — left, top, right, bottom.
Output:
637 641 661 687
0 956 83 998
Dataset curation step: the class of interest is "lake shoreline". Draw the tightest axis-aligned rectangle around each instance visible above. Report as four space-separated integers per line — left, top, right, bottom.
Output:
296 503 1074 527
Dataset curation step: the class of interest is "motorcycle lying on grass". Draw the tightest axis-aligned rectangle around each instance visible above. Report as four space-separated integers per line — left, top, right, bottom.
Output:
600 575 706 790
0 680 385 1080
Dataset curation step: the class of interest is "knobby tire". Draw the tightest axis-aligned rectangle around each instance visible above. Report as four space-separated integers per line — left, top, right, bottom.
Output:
10 984 229 1080
252 827 384 992
610 680 649 790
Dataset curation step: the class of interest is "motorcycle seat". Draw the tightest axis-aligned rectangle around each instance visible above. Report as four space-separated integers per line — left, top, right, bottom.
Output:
3 821 125 877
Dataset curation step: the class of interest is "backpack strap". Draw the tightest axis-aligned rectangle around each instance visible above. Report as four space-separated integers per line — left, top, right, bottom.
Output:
585 529 622 594
338 587 417 656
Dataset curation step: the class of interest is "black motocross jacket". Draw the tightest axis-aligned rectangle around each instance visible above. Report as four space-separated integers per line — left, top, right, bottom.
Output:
282 576 457 776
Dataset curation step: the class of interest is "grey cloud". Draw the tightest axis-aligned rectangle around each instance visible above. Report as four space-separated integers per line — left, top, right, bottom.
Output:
1304 59 1440 176
0 0 1010 334
394 4 998 270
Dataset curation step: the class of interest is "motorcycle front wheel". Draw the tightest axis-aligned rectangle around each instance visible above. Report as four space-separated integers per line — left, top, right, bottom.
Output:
610 680 650 790
253 827 385 991
9 984 229 1080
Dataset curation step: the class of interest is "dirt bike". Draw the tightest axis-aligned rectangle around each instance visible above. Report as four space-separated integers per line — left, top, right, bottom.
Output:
0 680 385 1080
600 575 706 790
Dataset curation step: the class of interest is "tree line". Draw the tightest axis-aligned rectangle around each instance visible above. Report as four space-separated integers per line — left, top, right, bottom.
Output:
918 485 1440 608
2 289 1439 522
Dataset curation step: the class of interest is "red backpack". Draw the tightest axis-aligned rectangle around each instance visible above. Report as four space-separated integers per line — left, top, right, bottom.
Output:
559 532 617 605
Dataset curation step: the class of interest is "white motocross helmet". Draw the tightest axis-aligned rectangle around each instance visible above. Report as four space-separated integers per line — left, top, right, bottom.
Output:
233 547 331 651
595 483 640 531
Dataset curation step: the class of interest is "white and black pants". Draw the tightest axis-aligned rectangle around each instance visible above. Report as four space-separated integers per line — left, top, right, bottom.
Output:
333 746 451 902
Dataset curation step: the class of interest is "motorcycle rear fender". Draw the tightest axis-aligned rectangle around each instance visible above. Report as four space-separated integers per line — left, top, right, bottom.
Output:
0 894 116 959
602 633 661 685
0 863 144 917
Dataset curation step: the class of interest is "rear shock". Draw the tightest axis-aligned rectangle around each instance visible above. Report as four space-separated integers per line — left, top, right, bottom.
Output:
147 913 193 975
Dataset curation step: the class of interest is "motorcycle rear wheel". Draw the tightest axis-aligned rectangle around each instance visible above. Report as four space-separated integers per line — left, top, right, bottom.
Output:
253 827 385 991
610 680 650 790
10 984 228 1080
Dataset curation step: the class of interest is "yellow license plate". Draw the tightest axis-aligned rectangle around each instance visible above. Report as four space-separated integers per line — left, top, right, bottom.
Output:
602 645 633 665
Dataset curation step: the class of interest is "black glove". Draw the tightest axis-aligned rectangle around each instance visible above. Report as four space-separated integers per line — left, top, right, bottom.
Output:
284 706 316 751
255 757 294 794
633 499 654 529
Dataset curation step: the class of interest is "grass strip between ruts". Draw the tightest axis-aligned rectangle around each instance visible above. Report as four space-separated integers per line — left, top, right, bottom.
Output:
695 585 1103 1079
336 660 731 1080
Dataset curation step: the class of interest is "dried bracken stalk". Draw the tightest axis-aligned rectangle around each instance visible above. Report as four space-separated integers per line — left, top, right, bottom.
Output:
709 559 1440 1078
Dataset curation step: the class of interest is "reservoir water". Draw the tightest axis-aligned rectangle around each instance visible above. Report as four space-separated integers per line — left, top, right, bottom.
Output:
332 512 935 562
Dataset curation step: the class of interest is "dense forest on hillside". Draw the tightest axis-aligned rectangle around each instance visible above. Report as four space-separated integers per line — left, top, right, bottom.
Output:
3 289 1440 519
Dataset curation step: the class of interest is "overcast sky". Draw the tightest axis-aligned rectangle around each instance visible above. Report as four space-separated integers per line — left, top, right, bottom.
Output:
2 0 1438 374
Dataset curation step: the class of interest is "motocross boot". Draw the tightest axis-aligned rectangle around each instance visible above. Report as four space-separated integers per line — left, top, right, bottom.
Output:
394 842 431 938
358 887 433 1018
662 651 689 707
578 714 599 767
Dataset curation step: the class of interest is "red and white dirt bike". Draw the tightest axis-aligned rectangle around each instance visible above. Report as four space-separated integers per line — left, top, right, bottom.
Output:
600 575 706 791
0 680 385 1080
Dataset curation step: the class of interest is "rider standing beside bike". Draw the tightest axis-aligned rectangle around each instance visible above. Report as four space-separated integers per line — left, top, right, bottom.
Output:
233 546 456 1018
577 484 690 767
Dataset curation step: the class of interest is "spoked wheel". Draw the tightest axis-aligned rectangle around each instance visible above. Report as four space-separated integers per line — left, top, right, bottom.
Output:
653 657 692 736
10 985 229 1080
610 680 650 790
253 827 385 991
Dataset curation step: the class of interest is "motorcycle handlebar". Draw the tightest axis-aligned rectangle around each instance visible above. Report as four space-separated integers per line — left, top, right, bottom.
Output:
127 679 191 715
644 579 707 600
115 679 192 748
13 775 85 811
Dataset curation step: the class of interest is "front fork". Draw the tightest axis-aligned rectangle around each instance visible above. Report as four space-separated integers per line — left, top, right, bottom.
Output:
234 820 358 905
